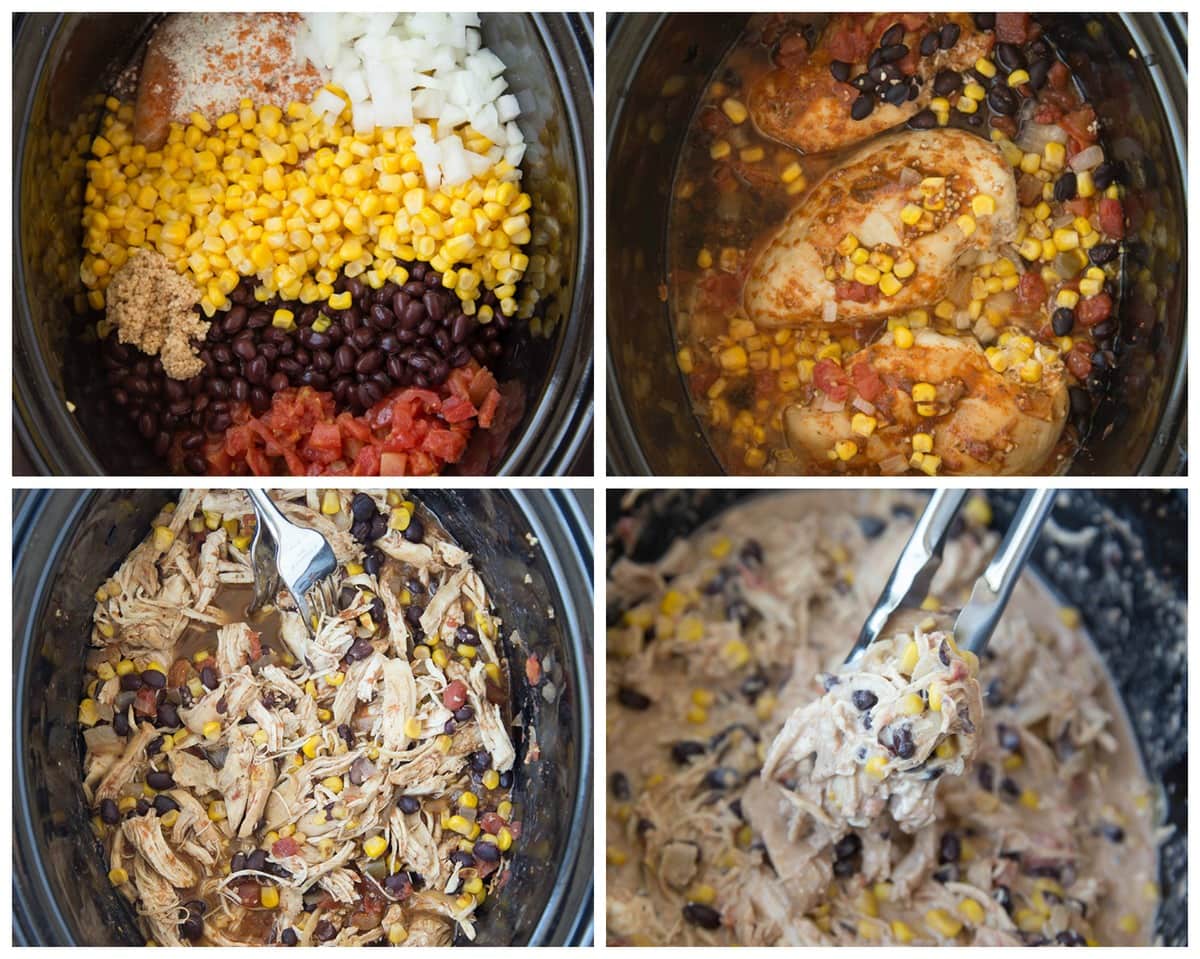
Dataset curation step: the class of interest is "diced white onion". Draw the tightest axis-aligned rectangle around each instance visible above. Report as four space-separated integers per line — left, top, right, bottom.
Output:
879 454 909 475
1069 144 1104 172
297 13 527 187
851 396 876 415
816 396 845 413
822 300 838 324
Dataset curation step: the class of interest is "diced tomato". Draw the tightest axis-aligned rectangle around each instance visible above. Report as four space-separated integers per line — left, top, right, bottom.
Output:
272 837 301 858
834 280 873 303
1048 60 1070 91
848 359 885 405
696 271 743 312
813 359 850 402
246 630 263 663
994 13 1031 44
1098 198 1124 238
525 653 542 685
1064 197 1092 218
698 106 731 137
1061 107 1098 150
776 32 810 70
1066 345 1093 380
306 422 342 453
477 389 500 429
1075 293 1114 328
168 658 190 688
480 812 506 835
1015 271 1048 316
826 23 871 64
234 881 261 908
134 686 159 719
1033 103 1062 125
441 395 478 424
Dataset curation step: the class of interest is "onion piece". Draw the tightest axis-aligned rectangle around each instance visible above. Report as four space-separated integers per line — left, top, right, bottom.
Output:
851 396 876 415
1069 144 1104 172
816 395 845 414
1017 121 1068 156
822 300 838 324
879 454 910 475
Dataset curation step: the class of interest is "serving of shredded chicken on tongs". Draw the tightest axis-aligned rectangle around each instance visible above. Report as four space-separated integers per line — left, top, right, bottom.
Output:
79 489 520 946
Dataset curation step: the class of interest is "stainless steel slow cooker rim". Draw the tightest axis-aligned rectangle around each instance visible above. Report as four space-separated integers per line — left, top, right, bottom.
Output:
604 12 1187 477
12 12 593 478
11 488 595 946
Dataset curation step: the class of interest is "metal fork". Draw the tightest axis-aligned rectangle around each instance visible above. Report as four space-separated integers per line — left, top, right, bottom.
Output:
847 488 1057 663
246 489 340 637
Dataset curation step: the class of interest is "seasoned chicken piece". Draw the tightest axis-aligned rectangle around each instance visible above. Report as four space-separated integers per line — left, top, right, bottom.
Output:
784 328 1068 475
96 722 157 802
745 129 1018 329
750 14 992 154
123 814 197 887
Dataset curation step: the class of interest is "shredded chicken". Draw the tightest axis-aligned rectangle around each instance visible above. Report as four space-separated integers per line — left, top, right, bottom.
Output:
606 493 1160 947
83 490 519 947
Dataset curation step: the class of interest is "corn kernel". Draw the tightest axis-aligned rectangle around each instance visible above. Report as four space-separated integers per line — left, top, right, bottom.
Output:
721 98 748 124
878 273 902 297
853 264 881 285
864 755 887 780
956 213 977 236
1056 289 1080 309
898 693 925 716
956 95 978 115
851 413 877 437
892 920 914 943
926 908 963 938
1008 68 1031 87
972 194 997 217
363 835 388 859
834 440 858 461
958 898 986 924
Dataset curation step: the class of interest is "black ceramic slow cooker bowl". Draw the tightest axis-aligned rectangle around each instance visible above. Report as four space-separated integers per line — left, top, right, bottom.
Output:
13 12 593 476
607 13 1186 476
13 489 594 945
606 489 1186 944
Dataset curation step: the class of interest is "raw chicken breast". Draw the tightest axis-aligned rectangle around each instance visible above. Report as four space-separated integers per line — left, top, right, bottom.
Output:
745 128 1018 329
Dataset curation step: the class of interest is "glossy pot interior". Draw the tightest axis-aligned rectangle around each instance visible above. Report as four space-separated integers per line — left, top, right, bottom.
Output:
14 12 593 476
606 489 1186 944
607 13 1186 476
13 489 594 945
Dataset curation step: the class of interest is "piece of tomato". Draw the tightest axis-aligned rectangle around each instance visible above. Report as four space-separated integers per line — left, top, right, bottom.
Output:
1098 198 1124 238
813 359 850 402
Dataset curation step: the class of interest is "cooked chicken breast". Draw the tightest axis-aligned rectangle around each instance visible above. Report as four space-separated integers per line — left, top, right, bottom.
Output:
784 328 1068 475
745 128 1018 329
749 14 991 154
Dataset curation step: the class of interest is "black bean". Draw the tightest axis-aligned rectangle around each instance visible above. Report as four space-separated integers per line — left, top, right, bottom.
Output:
120 673 143 691
920 31 939 57
938 639 951 666
397 795 421 814
1051 308 1075 337
939 21 961 50
610 771 632 801
702 767 739 791
200 665 219 690
851 95 875 121
1089 242 1119 265
880 23 905 48
1027 56 1051 89
180 914 204 941
994 41 1026 73
851 690 878 711
682 903 722 930
933 69 962 96
892 723 916 759
879 43 908 64
474 840 501 863
100 798 120 824
147 770 174 790
154 794 180 815
231 851 247 873
834 833 862 859
499 770 513 789
1057 930 1087 946
456 625 480 646
987 84 1018 116
977 763 995 791
993 884 1013 914
1092 162 1119 189
453 704 475 723
281 928 299 946
883 81 910 106
851 72 874 93
403 515 425 543
1000 776 1021 800
141 669 166 690
1098 821 1125 843
939 832 961 863
315 920 337 942
909 108 937 129
113 711 131 736
830 60 851 83
1054 171 1078 202
867 48 883 72
671 740 706 764
973 13 995 29
617 685 652 710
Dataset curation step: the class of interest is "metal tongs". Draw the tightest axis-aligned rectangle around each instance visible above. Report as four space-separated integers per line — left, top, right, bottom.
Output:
247 489 339 638
847 488 1057 664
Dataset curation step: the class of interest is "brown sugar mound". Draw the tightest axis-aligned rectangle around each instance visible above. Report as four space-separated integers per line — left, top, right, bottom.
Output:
105 249 209 380
133 13 325 149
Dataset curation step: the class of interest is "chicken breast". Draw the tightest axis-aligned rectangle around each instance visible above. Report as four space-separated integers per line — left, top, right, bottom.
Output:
745 129 1018 329
784 328 1068 475
749 14 992 154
